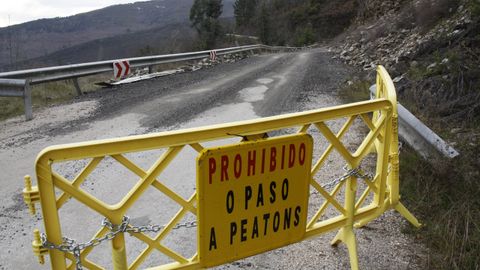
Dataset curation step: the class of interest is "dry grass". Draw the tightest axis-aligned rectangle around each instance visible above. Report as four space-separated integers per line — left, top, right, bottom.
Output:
415 0 460 31
400 147 480 269
0 59 205 121
0 73 110 121
339 60 480 269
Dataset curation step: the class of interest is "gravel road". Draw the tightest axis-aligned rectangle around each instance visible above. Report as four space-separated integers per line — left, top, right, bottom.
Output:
0 49 426 269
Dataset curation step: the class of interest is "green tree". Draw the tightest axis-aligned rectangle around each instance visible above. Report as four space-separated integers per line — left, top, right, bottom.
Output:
234 0 258 28
190 0 223 49
258 3 272 44
294 23 316 46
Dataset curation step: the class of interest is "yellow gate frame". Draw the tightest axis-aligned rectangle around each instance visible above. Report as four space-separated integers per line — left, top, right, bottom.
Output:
23 66 420 270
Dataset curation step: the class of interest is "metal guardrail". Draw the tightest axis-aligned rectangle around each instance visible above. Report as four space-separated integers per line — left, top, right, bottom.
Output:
0 78 32 120
370 85 459 158
0 45 260 84
0 44 302 121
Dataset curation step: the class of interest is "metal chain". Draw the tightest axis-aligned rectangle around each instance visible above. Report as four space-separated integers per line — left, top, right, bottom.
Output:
398 141 403 154
350 167 375 182
311 166 374 194
172 220 197 229
316 168 360 191
314 140 403 193
41 216 197 270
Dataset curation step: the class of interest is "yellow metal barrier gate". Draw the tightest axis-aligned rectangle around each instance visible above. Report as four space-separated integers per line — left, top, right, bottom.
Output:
23 66 421 270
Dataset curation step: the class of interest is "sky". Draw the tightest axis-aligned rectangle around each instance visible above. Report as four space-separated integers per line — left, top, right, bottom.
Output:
0 0 140 27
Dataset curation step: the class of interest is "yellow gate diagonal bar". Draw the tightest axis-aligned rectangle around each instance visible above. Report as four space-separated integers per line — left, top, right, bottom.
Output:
115 146 183 214
312 116 355 175
354 174 379 211
352 113 388 160
306 214 347 237
359 114 384 143
189 143 204 153
310 179 346 215
314 122 354 165
57 156 104 208
297 124 311 133
112 154 149 180
112 154 196 214
52 172 112 218
307 180 345 228
129 193 196 269
155 193 196 242
130 231 190 267
151 181 197 214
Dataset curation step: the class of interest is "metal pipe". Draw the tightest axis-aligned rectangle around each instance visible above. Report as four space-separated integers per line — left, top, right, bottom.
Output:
0 78 26 86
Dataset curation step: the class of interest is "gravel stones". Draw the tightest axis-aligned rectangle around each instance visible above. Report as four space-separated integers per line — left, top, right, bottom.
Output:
332 1 473 75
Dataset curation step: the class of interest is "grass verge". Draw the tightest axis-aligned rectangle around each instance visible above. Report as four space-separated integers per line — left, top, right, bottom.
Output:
339 74 480 269
400 145 480 269
0 74 111 121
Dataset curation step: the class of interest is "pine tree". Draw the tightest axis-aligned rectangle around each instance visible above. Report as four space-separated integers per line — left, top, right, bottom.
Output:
190 0 223 49
258 3 271 44
234 0 258 28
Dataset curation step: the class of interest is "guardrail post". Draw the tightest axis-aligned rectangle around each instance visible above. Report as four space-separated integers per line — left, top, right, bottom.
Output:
72 78 83 96
148 66 154 74
24 80 33 121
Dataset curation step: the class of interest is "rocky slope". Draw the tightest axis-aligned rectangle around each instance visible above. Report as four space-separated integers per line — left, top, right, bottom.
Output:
330 1 480 269
334 0 474 76
338 2 474 72
332 0 479 122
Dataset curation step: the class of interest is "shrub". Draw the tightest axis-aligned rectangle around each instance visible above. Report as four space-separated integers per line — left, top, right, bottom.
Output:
415 0 459 31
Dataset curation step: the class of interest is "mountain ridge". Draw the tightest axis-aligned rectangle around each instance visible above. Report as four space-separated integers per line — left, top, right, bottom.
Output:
0 0 234 70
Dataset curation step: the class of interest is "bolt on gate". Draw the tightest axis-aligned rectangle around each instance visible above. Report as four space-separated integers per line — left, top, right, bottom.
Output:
23 66 421 270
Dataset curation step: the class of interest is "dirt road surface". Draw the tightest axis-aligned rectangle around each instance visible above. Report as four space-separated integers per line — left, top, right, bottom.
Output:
0 49 426 269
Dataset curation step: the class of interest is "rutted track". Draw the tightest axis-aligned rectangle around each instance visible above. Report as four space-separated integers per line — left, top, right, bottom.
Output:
0 49 426 269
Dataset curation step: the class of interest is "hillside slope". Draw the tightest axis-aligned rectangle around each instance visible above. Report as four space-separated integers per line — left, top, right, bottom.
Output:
331 1 480 269
3 22 196 70
0 0 234 69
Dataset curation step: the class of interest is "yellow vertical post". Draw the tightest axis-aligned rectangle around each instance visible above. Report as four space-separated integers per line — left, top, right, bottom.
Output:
354 111 391 228
372 138 385 207
36 159 67 269
371 70 386 208
331 175 359 270
378 109 392 206
389 115 422 228
389 115 400 205
111 216 128 270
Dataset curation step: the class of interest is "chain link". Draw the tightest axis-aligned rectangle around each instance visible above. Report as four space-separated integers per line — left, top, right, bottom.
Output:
311 166 374 194
313 140 403 194
41 216 197 270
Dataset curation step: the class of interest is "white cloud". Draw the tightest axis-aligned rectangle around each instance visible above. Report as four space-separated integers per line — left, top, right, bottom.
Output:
0 0 139 27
